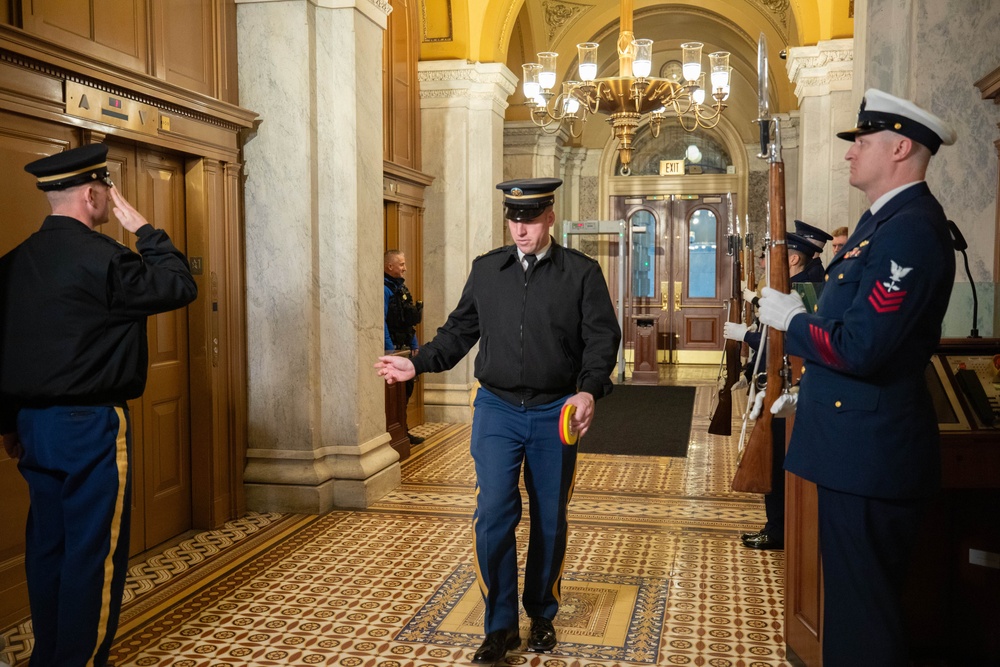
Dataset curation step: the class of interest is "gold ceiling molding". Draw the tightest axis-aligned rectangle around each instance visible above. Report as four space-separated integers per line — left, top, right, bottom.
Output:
421 0 453 43
542 0 592 43
749 0 790 36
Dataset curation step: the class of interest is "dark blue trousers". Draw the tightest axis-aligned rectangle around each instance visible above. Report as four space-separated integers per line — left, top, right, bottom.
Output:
817 485 926 667
762 418 786 540
17 405 132 667
470 389 577 633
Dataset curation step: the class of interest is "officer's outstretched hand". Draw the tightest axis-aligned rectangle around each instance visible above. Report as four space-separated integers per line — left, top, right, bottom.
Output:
109 186 151 234
758 287 806 331
2 431 23 460
375 355 416 385
565 392 596 438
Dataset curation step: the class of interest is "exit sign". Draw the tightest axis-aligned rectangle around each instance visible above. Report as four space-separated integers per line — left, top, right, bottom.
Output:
660 159 685 176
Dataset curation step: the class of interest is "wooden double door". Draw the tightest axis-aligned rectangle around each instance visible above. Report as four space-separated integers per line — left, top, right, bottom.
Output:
610 193 733 364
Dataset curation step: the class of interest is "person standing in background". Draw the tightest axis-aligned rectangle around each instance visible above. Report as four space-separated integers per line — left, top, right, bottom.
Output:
831 226 849 255
0 143 197 667
384 249 424 445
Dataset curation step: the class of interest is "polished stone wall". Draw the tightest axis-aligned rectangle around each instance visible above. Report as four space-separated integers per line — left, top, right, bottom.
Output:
237 0 400 512
861 0 1000 335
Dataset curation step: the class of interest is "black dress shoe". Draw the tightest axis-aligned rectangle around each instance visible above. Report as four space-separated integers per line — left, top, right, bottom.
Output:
742 532 783 550
527 616 557 652
740 529 763 541
408 433 425 445
472 628 520 664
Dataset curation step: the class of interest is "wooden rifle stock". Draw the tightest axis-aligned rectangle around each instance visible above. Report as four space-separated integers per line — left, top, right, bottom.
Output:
709 213 743 436
742 229 756 359
732 159 788 494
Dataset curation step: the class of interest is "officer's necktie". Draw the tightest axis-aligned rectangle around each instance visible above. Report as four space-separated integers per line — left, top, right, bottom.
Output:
524 253 537 275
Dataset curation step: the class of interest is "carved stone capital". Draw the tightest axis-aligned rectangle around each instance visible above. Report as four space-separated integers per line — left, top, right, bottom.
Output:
418 61 518 114
786 39 854 102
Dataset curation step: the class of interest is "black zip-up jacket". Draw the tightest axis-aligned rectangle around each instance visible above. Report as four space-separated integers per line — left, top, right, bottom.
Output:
413 240 621 407
0 216 197 430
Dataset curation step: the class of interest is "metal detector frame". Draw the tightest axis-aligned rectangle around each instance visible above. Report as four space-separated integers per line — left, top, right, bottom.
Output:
562 219 627 383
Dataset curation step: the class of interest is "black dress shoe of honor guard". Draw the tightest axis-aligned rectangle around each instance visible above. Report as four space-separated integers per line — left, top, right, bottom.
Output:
742 532 784 550
527 616 558 652
472 628 520 664
740 529 763 541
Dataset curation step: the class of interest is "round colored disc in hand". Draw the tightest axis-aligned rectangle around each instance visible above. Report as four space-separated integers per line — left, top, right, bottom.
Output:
559 403 578 445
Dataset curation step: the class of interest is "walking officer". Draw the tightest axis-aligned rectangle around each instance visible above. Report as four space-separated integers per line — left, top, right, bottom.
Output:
376 177 621 664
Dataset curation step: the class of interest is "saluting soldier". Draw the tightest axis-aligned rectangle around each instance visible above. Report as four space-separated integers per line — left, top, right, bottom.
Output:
0 143 197 667
376 178 621 665
758 89 957 666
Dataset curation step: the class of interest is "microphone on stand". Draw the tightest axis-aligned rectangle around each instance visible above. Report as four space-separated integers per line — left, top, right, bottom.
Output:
946 220 979 339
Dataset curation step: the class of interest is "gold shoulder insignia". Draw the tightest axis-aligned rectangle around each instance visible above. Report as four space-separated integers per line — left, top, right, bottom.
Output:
859 240 869 247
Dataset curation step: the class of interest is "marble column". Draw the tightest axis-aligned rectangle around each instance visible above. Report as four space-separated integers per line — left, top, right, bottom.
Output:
419 61 517 422
503 120 573 221
786 39 857 264
236 0 400 512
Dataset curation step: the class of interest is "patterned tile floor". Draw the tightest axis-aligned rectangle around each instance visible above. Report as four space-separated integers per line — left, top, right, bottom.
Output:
1 366 788 666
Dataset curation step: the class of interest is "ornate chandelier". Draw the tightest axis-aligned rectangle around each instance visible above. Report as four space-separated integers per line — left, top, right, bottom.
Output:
521 0 731 175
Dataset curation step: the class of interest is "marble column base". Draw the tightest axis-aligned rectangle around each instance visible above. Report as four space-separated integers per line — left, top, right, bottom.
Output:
423 382 475 424
244 434 401 513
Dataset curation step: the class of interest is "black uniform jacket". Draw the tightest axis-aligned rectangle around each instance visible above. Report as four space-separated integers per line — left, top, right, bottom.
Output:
0 216 197 428
413 240 621 407
802 256 825 282
783 183 955 499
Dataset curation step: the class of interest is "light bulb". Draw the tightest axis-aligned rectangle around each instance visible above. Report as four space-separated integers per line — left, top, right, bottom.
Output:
632 60 651 78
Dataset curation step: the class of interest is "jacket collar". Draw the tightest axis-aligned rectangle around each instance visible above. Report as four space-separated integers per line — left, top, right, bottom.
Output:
500 236 564 271
828 182 931 266
41 215 91 232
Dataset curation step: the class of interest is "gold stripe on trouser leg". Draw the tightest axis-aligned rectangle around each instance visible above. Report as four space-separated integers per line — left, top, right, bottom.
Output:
87 406 129 667
550 455 579 604
472 486 489 599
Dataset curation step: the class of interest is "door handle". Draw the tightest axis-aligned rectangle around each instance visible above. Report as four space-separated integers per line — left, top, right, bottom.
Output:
661 281 670 310
674 280 683 311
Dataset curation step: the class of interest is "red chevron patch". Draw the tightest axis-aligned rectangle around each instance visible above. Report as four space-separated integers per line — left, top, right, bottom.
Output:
809 323 842 367
869 281 907 313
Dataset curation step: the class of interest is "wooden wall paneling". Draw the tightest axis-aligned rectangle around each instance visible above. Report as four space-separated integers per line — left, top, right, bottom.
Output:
217 0 240 105
384 0 420 169
20 0 148 72
785 467 824 665
223 160 247 519
152 0 215 96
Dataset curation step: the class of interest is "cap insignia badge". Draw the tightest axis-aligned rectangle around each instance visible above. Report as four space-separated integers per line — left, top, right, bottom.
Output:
511 187 523 196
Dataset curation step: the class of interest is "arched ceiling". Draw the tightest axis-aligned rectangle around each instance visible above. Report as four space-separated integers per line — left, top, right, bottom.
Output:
417 0 854 144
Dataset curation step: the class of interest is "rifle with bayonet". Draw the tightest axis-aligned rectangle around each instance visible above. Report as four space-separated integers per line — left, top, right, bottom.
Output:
708 194 743 436
741 217 756 361
732 33 789 494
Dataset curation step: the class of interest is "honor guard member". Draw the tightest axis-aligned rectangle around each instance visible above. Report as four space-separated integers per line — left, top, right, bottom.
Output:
724 232 817 551
0 143 197 667
793 220 833 282
376 178 621 664
758 89 957 666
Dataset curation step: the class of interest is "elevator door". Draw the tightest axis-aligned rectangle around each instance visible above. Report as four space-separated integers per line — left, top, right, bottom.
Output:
611 194 731 364
106 143 192 554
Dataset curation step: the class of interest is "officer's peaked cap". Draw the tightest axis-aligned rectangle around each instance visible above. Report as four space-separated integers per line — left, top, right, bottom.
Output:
497 178 562 221
836 88 956 155
24 143 113 191
793 220 832 251
785 233 817 257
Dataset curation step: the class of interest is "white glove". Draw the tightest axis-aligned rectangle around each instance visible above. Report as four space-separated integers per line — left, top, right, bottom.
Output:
723 321 748 342
758 287 806 331
748 390 766 419
743 287 758 304
770 387 799 418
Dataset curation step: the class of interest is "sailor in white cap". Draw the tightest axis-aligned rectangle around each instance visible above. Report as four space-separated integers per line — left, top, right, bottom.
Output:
756 89 958 665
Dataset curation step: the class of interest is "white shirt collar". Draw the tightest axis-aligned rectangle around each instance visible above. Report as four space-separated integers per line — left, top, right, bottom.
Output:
870 180 923 215
518 239 551 265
